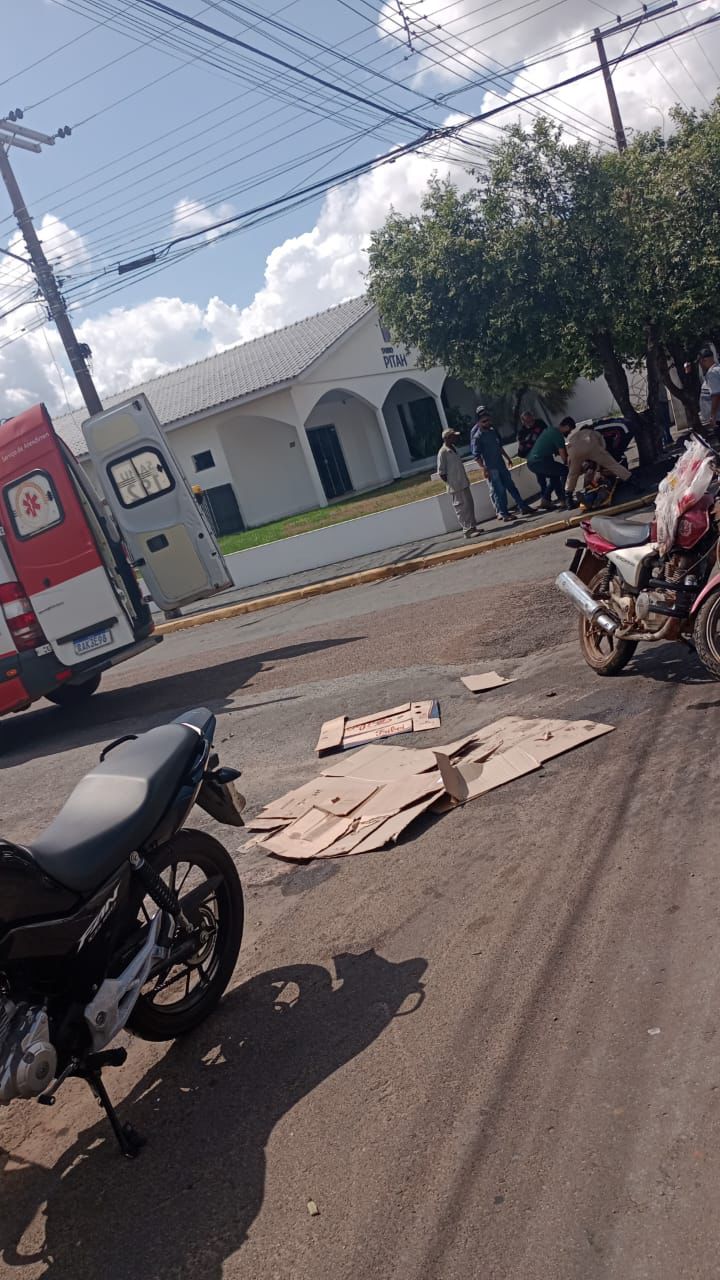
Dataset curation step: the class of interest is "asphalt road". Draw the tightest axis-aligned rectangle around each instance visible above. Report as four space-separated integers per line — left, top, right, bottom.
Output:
3 529 720 1280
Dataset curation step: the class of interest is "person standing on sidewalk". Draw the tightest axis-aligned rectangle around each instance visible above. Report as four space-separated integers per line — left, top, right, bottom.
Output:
560 416 633 504
437 428 479 538
698 347 720 435
470 407 536 523
526 422 569 508
518 410 555 509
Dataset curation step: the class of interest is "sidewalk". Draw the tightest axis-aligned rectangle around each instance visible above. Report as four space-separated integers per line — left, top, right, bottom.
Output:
170 486 656 622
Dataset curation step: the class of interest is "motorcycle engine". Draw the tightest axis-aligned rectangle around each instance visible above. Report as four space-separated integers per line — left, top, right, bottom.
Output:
0 993 57 1104
634 553 694 629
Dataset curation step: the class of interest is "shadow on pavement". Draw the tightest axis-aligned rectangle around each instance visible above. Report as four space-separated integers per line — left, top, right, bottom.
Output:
625 646 715 685
1 637 361 766
1 949 427 1280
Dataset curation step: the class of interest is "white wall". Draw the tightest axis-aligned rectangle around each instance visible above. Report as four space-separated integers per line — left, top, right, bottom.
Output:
291 311 446 426
220 413 317 526
223 462 538 590
168 419 235 494
564 375 619 423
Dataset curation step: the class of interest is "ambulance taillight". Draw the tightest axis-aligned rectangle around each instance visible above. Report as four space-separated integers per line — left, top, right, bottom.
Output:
0 582 47 652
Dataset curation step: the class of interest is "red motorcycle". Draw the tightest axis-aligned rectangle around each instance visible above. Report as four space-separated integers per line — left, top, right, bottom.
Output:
557 435 720 678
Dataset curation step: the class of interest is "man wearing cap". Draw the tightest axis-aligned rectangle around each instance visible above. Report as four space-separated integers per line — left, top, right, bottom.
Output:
470 407 535 523
437 427 479 538
698 346 720 434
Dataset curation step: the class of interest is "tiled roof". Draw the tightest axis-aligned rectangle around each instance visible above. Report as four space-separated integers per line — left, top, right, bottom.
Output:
51 295 373 457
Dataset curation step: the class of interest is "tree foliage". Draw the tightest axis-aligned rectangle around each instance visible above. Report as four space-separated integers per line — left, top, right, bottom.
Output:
367 104 720 464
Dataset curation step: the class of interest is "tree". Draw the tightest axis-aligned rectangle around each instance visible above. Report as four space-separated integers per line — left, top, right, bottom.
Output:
368 108 720 466
614 105 720 430
368 122 656 462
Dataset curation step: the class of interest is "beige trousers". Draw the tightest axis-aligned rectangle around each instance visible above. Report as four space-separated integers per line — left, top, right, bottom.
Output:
566 429 631 494
450 486 477 531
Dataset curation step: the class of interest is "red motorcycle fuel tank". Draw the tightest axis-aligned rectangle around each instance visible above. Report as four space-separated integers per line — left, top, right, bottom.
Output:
676 495 712 549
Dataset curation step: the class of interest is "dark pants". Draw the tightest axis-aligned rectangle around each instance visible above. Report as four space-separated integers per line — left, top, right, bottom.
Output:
528 459 568 503
487 463 526 518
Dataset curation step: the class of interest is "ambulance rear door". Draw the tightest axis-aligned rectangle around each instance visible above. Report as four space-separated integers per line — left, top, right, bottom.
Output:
81 394 232 612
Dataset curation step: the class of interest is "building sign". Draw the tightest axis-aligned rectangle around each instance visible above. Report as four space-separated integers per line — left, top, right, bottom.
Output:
378 317 409 370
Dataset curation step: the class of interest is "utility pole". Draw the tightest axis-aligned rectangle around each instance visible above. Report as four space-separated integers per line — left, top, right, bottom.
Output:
0 114 103 417
591 1 678 154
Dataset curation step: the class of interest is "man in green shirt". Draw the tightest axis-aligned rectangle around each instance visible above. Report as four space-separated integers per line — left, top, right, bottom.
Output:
526 424 569 508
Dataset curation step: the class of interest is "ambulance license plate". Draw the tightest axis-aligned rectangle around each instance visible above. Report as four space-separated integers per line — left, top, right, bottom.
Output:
74 628 112 656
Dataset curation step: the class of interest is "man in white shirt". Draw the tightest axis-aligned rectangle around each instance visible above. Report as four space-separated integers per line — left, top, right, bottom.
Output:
698 346 720 432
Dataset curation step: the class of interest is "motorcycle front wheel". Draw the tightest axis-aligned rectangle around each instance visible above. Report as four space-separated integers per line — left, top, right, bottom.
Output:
693 589 720 679
127 829 244 1042
578 571 638 676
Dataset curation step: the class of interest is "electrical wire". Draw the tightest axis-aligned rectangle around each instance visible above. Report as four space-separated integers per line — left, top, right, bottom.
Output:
4 0 719 344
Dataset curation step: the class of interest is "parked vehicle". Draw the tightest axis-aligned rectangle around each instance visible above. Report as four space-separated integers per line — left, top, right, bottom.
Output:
557 434 720 679
0 394 232 718
0 708 245 1156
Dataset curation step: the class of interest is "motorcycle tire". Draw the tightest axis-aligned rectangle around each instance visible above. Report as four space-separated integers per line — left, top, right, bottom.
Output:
578 571 637 676
692 590 720 680
127 829 244 1042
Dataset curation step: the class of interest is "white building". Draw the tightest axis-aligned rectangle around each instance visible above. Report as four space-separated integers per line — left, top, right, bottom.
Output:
53 297 619 536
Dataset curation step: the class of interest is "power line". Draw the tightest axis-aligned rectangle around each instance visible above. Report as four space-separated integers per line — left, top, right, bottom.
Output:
15 0 617 273
118 0 435 130
4 0 717 332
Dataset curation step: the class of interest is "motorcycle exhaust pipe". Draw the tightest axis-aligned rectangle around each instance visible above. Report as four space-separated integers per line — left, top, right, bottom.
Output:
555 571 619 636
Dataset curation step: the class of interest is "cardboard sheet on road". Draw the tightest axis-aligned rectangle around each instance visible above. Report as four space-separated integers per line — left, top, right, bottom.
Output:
249 715 614 863
461 672 515 692
316 700 440 755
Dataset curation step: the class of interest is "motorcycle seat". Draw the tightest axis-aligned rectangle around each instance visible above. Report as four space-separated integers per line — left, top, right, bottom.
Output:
590 516 653 548
30 723 202 894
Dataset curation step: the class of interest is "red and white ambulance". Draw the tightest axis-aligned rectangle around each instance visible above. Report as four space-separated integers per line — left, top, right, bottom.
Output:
0 393 232 718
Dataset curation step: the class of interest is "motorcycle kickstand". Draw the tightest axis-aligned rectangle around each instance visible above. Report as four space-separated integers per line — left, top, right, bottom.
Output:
76 1055 146 1159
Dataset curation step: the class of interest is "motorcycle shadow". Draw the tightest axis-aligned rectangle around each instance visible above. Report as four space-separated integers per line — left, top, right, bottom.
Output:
625 646 716 685
1 948 427 1280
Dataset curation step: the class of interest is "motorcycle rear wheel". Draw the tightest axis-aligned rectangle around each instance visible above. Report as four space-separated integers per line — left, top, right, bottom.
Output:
692 590 720 679
578 571 637 676
127 829 244 1042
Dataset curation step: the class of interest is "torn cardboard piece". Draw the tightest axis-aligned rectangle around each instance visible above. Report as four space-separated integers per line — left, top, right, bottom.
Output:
316 700 440 755
464 716 614 764
322 742 440 781
461 672 515 693
256 775 378 821
251 714 614 864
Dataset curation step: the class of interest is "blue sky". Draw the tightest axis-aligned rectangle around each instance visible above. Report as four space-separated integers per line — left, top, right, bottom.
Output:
1 0 477 316
1 0 719 412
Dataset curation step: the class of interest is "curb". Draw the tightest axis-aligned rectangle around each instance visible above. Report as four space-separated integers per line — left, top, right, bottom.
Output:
157 492 656 635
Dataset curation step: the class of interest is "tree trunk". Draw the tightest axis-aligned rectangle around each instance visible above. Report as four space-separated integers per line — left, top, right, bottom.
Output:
593 329 656 466
645 340 666 457
657 335 700 431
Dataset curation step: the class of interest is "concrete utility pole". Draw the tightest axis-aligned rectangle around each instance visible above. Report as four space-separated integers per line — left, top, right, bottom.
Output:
0 114 103 417
591 1 678 154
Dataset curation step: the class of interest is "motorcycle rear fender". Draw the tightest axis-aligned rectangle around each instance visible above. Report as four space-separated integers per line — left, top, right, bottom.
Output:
196 775 246 827
690 572 720 615
569 548 607 585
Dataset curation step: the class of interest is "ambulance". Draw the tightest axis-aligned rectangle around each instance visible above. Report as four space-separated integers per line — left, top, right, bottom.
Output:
0 393 232 718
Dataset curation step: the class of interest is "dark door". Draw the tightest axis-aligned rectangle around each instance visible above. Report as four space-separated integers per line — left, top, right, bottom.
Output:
397 397 442 461
203 484 244 536
307 425 352 501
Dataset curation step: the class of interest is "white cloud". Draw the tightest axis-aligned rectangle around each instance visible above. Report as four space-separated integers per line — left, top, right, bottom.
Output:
172 197 237 243
1 0 719 417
